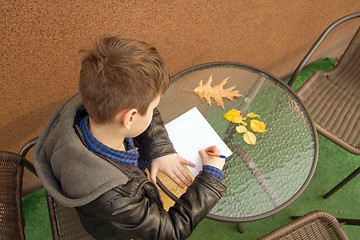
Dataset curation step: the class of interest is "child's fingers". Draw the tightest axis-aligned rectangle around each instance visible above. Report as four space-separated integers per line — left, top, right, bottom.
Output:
205 146 221 154
150 166 159 185
198 149 207 159
177 165 193 183
167 170 185 188
175 166 191 186
180 158 196 167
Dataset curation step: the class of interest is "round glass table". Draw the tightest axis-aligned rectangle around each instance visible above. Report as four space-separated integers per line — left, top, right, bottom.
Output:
156 62 318 223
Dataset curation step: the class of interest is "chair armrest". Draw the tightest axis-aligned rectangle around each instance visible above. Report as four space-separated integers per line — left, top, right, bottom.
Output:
19 137 38 176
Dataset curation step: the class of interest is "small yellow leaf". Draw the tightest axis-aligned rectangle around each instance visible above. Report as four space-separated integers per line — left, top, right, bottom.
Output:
240 121 247 126
247 112 260 118
244 131 256 145
232 116 243 124
223 109 242 123
236 125 247 133
250 120 266 133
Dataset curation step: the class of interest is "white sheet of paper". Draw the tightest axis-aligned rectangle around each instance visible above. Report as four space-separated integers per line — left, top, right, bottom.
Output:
165 107 233 177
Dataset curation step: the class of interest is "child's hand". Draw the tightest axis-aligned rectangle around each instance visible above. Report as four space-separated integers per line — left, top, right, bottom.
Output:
199 146 225 171
150 153 196 188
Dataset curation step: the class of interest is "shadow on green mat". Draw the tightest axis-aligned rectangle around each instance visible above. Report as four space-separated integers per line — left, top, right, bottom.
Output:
22 58 359 239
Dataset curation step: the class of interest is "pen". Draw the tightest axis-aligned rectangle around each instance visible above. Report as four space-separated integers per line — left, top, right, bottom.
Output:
205 151 227 159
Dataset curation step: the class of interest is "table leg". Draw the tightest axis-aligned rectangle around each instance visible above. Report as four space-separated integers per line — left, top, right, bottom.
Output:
336 218 360 226
237 223 245 233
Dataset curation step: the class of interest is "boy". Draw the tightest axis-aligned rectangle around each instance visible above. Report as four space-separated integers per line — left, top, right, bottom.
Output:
34 35 226 240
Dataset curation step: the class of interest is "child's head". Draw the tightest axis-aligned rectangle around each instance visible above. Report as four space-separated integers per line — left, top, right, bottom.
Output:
79 35 169 124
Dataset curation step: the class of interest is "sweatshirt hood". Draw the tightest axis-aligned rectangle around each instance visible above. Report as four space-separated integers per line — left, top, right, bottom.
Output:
33 93 131 207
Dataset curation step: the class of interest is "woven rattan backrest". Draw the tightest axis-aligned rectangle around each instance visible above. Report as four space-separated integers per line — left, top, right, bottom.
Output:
19 137 95 240
46 192 95 240
297 27 360 155
0 151 26 240
260 211 349 240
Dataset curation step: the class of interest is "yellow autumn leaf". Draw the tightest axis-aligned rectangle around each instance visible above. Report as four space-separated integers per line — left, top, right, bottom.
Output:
243 130 256 145
223 109 243 123
182 75 242 109
247 112 260 118
224 110 266 145
236 125 247 133
250 119 266 133
232 116 243 124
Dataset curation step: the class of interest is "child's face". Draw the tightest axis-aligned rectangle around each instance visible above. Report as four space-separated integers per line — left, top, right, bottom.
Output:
129 95 161 138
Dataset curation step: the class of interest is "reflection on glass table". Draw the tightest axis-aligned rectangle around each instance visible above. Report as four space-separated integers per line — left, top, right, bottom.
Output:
156 62 318 224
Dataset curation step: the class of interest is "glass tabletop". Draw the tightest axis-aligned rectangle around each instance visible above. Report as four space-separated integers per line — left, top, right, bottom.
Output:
157 62 318 222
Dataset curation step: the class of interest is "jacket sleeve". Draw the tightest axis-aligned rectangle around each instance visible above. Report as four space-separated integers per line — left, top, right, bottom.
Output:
77 171 227 240
134 108 176 161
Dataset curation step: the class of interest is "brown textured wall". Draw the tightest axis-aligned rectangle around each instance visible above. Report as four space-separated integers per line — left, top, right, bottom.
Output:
1 1 360 194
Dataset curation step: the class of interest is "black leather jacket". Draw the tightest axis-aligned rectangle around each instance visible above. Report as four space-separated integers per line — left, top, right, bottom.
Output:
75 109 227 240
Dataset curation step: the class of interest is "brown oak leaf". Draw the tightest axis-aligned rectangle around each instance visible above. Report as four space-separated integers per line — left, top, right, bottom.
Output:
183 75 242 109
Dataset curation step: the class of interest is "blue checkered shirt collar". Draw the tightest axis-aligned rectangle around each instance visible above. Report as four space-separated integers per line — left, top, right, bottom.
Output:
78 115 141 168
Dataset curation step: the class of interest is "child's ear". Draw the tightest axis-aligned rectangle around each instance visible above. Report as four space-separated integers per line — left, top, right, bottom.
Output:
115 108 138 129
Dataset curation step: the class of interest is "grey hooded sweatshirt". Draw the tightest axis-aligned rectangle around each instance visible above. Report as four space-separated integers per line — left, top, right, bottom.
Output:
33 93 134 207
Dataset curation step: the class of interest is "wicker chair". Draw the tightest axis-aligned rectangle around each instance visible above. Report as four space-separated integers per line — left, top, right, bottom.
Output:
0 151 26 240
288 12 360 199
19 139 95 240
46 193 95 240
259 211 349 240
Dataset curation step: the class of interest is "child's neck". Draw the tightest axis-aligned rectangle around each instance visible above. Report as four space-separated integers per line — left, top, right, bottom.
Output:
88 117 126 151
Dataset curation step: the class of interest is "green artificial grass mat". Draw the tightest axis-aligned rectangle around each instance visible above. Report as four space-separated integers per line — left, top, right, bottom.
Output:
22 58 359 239
22 188 52 239
283 57 336 91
